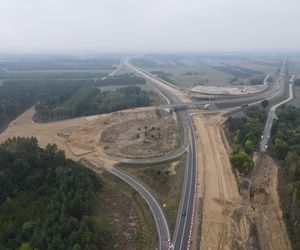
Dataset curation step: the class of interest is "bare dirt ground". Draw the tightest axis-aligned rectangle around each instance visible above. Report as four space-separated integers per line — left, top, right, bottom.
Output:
249 154 292 250
192 114 240 250
191 114 292 250
100 111 176 158
0 106 165 169
191 85 267 96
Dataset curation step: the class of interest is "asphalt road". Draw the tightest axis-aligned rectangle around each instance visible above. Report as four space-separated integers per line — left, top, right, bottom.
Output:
172 114 197 250
123 57 290 249
120 144 187 165
260 80 294 152
108 167 171 250
125 60 197 250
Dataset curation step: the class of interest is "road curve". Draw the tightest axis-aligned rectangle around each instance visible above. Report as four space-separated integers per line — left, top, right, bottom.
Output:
260 80 294 152
120 144 187 165
108 167 171 250
125 59 197 250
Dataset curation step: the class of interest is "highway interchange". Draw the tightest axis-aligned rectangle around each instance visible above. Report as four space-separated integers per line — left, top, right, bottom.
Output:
107 57 292 250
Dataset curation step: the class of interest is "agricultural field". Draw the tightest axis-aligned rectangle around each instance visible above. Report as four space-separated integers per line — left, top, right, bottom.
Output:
288 57 300 75
131 54 280 88
0 54 121 80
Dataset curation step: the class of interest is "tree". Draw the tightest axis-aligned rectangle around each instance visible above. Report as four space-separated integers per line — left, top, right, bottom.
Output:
244 140 254 155
274 138 288 160
19 243 32 250
230 151 253 173
261 100 269 108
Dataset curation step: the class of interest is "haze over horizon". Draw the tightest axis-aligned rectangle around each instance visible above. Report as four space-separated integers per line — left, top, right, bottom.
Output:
0 0 299 53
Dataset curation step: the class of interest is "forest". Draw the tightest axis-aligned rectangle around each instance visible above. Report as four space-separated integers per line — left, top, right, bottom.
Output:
0 137 107 250
0 74 151 129
35 85 151 121
271 105 300 249
227 105 267 173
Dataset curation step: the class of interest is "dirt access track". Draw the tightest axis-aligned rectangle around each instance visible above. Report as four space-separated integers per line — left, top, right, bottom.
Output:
0 106 168 170
192 114 240 250
191 113 291 250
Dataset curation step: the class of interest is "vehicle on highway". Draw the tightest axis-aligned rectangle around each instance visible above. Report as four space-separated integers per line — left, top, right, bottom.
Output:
182 210 186 217
265 145 268 150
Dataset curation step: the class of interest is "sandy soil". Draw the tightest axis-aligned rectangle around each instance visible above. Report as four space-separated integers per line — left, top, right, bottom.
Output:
192 114 240 250
191 113 291 250
100 110 176 158
0 106 158 169
250 154 292 250
191 85 267 96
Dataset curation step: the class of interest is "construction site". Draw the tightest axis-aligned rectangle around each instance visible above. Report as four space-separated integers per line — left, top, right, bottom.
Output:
191 114 291 250
0 59 293 250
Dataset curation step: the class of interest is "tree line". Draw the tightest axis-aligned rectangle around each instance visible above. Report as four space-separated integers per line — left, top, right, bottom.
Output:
35 85 151 121
227 105 268 173
271 105 300 249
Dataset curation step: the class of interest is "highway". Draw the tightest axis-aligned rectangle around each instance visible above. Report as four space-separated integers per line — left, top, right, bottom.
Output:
121 57 290 249
125 60 197 250
159 72 286 110
260 79 294 152
108 167 171 250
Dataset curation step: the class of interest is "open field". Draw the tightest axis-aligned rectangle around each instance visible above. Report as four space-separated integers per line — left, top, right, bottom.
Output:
132 56 279 89
132 58 233 87
118 156 186 236
288 59 300 75
0 55 122 81
100 110 177 158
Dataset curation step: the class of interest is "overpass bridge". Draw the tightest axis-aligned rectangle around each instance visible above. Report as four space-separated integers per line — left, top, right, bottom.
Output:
157 96 256 110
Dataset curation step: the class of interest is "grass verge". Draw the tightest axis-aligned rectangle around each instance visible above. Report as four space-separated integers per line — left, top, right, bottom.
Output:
96 171 157 250
117 155 186 236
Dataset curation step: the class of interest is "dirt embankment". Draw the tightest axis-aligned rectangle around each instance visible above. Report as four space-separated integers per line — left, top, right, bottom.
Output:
191 114 291 250
247 154 292 250
0 106 167 170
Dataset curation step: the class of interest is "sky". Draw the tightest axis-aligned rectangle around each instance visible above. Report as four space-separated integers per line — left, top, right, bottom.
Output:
0 0 299 53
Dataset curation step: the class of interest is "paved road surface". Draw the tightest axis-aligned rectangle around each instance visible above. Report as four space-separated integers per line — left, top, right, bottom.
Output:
260 81 294 152
125 60 197 250
108 167 171 250
121 144 187 165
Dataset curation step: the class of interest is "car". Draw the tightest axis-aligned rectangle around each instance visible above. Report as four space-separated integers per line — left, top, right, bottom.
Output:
265 145 268 150
261 135 264 139
182 210 186 217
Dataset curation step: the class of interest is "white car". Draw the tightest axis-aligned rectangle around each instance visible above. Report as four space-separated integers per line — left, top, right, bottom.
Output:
265 145 268 150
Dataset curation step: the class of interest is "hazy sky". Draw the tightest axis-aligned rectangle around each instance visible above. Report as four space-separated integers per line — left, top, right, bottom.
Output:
0 0 299 53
